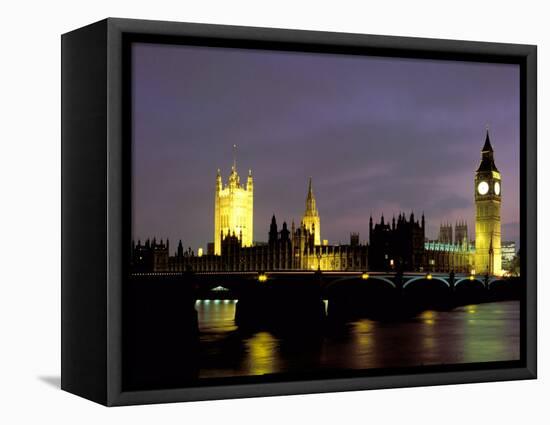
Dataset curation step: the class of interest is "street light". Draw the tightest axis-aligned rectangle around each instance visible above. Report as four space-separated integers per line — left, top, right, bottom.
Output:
361 272 369 280
426 273 433 280
258 273 268 283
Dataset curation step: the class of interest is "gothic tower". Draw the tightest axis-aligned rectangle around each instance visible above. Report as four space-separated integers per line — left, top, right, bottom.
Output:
214 148 253 255
455 220 469 247
474 129 502 275
302 177 321 246
438 222 453 244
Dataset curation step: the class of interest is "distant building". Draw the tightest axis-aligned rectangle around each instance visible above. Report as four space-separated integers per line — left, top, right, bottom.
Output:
424 222 474 273
501 241 517 271
132 179 367 273
438 223 453 244
367 215 475 273
369 212 425 271
131 238 170 273
132 215 367 273
455 220 469 246
206 242 215 256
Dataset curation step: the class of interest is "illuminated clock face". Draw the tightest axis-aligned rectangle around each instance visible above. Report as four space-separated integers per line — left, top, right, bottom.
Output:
494 181 501 195
477 181 489 195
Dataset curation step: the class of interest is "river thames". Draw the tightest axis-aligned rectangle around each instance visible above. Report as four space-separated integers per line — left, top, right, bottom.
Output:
195 300 520 378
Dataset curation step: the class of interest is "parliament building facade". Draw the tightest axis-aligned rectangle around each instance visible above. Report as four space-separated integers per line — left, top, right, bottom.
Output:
131 130 504 276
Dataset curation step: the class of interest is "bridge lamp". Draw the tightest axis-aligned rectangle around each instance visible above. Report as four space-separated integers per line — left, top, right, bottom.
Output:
361 272 369 280
426 273 433 280
258 273 268 283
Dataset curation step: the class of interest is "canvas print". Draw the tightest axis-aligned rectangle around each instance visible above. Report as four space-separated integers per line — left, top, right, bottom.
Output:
125 42 522 390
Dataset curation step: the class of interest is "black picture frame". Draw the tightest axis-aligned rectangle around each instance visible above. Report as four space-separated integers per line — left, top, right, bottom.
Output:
61 17 537 406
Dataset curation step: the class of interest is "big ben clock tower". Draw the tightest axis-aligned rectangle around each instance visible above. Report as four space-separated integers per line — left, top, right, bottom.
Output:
474 129 502 276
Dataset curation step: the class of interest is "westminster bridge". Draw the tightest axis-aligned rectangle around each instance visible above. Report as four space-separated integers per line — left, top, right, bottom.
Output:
127 270 521 328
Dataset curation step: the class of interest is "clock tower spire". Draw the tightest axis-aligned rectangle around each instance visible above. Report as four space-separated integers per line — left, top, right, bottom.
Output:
474 129 502 276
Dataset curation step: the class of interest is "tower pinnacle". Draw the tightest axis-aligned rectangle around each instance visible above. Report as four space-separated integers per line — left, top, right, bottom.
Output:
302 177 321 246
477 129 498 172
305 177 317 214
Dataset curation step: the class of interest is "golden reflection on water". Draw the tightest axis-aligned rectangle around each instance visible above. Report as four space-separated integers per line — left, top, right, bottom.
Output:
244 331 279 375
354 320 374 353
196 300 520 378
420 310 437 352
420 310 436 326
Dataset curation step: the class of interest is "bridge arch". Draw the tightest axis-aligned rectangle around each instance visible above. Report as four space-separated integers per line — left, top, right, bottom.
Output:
326 275 396 289
403 276 450 289
488 277 504 286
454 277 486 288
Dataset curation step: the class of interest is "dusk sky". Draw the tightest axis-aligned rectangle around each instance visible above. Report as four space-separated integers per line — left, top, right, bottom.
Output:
132 42 520 252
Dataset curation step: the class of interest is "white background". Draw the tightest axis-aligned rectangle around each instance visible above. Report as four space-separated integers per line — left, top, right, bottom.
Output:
0 0 546 423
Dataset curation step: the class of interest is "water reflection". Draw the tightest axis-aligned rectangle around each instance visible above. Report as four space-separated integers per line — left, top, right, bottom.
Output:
195 300 520 378
245 332 279 375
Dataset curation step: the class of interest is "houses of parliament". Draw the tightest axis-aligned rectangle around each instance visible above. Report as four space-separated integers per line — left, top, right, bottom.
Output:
131 130 505 276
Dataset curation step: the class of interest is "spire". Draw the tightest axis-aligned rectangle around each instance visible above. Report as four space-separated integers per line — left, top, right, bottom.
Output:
269 215 278 244
228 146 240 188
482 127 493 153
305 177 317 215
477 128 499 173
215 168 222 192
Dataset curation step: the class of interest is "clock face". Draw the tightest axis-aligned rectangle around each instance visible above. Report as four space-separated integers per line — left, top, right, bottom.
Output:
477 181 489 195
494 181 501 195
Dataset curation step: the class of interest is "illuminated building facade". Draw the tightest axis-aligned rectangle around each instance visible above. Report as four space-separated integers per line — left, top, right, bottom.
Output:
474 130 502 275
131 130 507 276
134 215 367 272
301 178 321 246
424 222 474 273
214 158 253 255
501 241 517 271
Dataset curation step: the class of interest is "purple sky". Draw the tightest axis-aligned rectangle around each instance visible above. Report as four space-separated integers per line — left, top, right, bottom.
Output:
132 42 520 252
